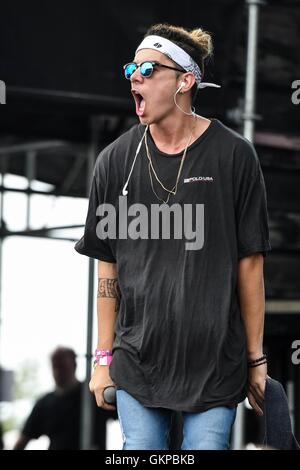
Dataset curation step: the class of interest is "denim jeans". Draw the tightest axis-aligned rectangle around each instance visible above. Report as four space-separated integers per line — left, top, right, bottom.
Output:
116 389 237 450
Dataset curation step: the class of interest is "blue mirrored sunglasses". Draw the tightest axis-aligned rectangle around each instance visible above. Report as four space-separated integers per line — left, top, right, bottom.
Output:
123 61 184 80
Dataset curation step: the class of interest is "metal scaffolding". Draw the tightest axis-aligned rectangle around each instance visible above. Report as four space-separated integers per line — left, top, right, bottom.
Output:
0 125 97 449
232 0 264 450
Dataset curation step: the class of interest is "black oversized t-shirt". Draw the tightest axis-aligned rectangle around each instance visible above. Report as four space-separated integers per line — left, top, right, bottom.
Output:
75 119 271 412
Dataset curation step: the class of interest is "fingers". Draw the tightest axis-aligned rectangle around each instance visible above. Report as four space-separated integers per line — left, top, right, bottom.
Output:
89 373 116 411
249 382 265 403
247 389 264 416
95 395 116 411
101 402 116 411
93 388 116 411
247 365 267 416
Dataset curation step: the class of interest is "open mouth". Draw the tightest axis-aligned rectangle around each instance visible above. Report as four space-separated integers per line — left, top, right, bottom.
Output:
132 90 146 116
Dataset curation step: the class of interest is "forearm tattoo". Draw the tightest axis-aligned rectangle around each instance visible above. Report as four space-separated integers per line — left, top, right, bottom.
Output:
97 278 121 312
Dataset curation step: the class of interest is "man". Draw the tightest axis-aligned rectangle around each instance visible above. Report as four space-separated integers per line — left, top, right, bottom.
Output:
13 347 116 450
75 23 271 450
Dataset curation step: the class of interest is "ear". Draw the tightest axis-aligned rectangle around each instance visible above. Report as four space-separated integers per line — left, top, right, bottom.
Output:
178 72 196 93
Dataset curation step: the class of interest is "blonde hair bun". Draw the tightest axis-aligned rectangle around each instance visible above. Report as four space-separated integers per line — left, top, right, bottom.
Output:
190 28 213 59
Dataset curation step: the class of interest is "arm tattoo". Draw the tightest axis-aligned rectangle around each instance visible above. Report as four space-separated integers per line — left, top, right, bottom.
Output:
97 278 121 312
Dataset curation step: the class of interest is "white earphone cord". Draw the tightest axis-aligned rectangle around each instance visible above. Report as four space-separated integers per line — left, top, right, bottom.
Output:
122 124 149 196
173 82 195 116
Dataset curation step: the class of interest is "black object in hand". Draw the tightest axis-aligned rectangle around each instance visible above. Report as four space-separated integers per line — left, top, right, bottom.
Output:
103 386 116 405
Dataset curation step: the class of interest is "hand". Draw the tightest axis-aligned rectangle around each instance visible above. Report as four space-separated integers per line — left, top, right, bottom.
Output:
247 363 268 416
89 365 116 411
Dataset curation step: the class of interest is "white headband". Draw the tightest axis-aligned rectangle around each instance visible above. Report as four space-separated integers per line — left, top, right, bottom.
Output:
136 35 220 90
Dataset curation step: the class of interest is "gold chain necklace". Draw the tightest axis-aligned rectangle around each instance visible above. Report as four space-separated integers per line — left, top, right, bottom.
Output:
148 161 173 204
145 117 196 203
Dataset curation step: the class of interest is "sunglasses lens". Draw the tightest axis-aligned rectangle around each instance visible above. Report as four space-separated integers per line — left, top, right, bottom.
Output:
124 63 137 79
140 62 154 77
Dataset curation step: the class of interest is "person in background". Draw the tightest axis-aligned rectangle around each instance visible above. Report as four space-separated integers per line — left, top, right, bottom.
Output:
13 346 117 450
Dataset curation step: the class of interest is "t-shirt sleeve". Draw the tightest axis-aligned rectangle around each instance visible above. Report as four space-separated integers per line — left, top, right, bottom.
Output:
74 152 116 263
234 139 272 259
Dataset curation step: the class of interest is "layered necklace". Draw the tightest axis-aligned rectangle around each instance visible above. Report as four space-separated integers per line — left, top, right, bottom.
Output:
145 116 197 204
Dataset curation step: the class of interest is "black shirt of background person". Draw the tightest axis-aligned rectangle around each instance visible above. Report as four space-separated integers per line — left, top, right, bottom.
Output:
22 382 117 450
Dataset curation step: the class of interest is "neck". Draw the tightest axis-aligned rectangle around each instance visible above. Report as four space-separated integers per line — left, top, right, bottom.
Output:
149 111 210 155
150 113 194 152
55 378 79 394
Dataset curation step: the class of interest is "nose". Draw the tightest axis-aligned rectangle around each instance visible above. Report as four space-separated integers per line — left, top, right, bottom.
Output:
130 66 143 83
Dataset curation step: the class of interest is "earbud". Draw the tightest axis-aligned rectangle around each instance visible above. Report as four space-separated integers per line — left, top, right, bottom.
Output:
176 81 186 93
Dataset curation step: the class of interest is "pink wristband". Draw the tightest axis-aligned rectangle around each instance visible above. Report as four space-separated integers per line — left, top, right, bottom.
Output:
93 355 113 366
95 348 113 357
95 356 112 366
93 348 113 366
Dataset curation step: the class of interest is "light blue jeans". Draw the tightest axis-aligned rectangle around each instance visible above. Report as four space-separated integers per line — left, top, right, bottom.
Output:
116 389 237 450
